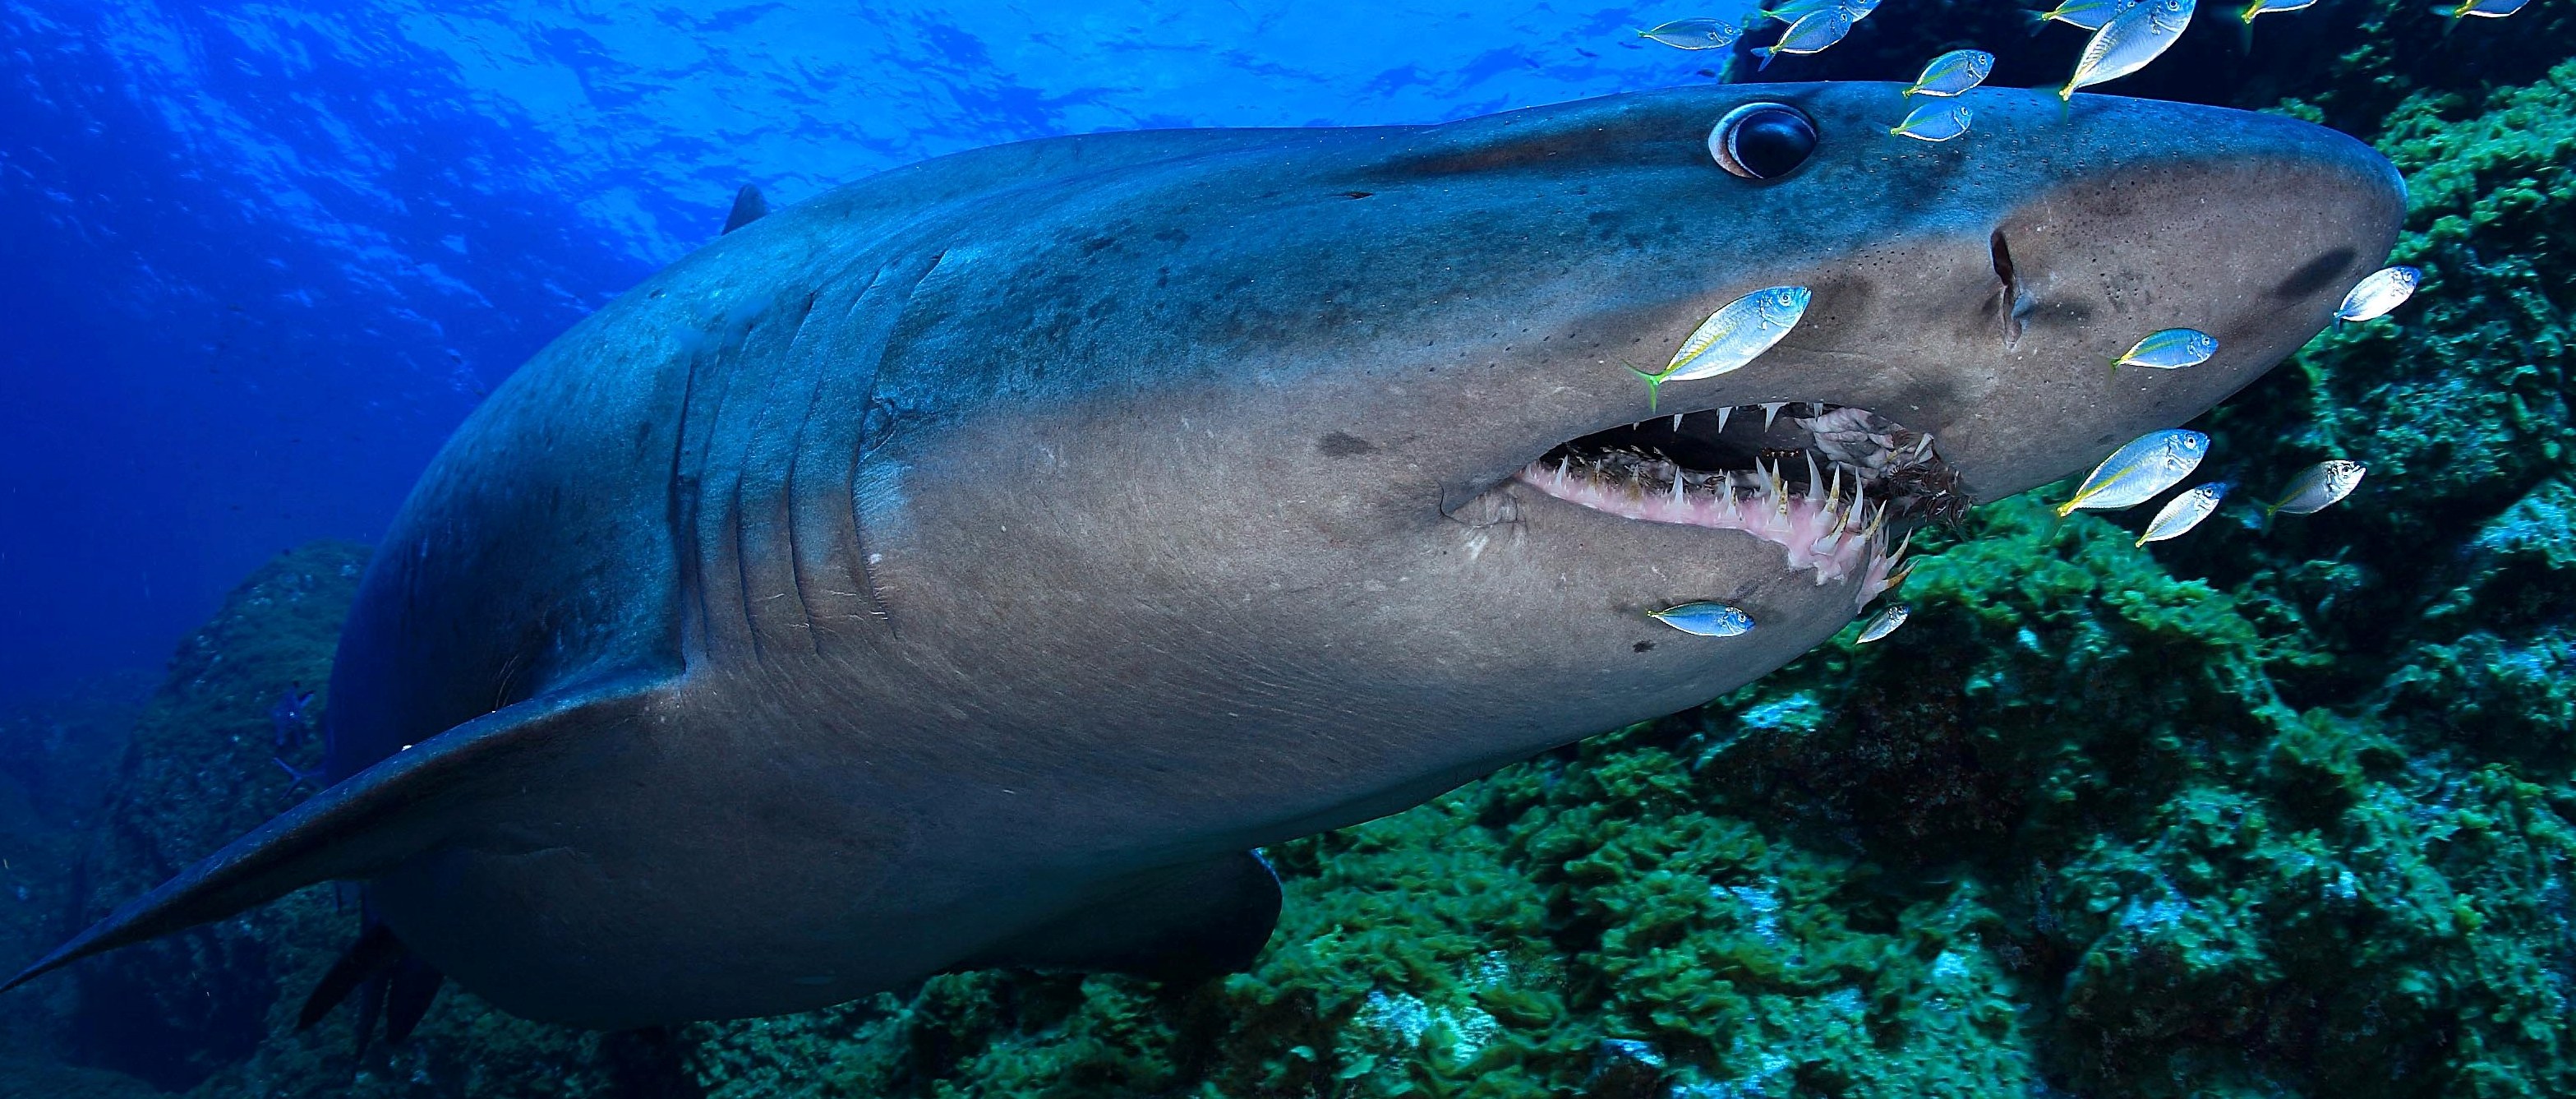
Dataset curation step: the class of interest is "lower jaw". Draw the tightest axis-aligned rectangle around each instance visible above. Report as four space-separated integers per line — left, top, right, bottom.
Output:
1509 402 1957 613
1514 461 1910 612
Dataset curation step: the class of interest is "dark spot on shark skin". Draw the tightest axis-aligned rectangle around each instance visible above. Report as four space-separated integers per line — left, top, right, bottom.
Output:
1153 228 1188 244
1082 236 1118 255
2274 247 2359 301
1317 432 1377 457
1340 192 1373 199
1633 640 1656 653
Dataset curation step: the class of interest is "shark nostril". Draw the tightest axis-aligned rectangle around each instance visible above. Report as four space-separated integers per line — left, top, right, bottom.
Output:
1990 229 2028 347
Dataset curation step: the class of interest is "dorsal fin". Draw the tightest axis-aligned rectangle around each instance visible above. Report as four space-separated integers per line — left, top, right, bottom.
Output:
2 672 670 994
721 183 768 234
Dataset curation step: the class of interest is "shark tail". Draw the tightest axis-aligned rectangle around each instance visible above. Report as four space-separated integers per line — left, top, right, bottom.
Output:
0 674 668 998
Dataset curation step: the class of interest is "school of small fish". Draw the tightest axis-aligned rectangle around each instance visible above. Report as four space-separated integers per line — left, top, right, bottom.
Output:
1620 0 2444 638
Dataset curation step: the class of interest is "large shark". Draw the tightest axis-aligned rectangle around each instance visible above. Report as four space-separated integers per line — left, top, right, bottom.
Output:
9 83 2400 1034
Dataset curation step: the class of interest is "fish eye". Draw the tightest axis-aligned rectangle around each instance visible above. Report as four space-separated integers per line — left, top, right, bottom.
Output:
1708 103 1818 181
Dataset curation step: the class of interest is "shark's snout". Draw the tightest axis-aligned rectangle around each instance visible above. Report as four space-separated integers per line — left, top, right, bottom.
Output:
1921 93 2408 501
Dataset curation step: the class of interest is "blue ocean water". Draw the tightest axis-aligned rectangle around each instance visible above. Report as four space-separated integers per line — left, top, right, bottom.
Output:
0 1 1784 709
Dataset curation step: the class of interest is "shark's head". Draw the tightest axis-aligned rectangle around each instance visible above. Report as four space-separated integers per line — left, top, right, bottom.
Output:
864 83 2401 837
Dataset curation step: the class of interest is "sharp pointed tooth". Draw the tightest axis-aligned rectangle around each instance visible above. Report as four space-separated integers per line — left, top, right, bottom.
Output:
1716 406 1734 432
1670 474 1685 506
1863 501 1887 543
1555 457 1569 487
1671 413 1684 432
1762 402 1786 431
1850 480 1866 532
1825 465 1844 514
1725 487 1742 520
1805 453 1824 501
1889 529 1915 567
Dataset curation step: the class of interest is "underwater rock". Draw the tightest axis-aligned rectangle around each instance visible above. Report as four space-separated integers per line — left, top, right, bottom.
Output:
62 542 370 1090
42 543 700 1098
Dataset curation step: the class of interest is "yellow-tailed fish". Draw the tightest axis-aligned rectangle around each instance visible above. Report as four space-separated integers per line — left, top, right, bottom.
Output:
2239 0 2316 19
2113 327 2219 370
2336 266 2421 322
1755 7 1855 69
2265 460 2366 519
1904 49 1996 96
1646 284 1809 379
1766 0 1879 22
2060 0 2196 99
2056 428 2210 515
1890 103 1975 141
1764 0 1838 21
1651 602 1757 637
2136 481 2230 546
2448 0 2532 16
1855 603 1910 643
1640 17 1744 48
2030 0 2139 30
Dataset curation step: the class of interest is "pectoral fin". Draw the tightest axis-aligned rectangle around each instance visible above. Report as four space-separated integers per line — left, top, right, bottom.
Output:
2 672 670 993
962 851 1284 983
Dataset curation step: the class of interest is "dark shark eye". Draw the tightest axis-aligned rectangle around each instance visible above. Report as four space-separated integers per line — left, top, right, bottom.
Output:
1708 103 1818 181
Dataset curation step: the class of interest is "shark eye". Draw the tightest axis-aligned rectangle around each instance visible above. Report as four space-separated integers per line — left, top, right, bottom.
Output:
1709 103 1818 181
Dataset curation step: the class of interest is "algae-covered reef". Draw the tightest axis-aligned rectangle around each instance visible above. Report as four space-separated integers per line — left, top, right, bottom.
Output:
24 46 2576 1099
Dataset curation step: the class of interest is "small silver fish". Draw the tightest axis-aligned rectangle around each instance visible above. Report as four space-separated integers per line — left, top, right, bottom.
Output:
2057 429 2210 516
1631 286 1811 409
1651 602 1757 637
1755 7 1855 69
1905 49 1996 97
1890 103 1975 141
2034 0 2141 30
2238 0 2317 21
1765 0 1881 22
2113 327 2219 370
2136 482 2230 546
2061 0 2196 99
1855 603 1910 643
2336 266 2421 322
2265 460 2366 518
2448 0 2531 16
1640 17 1744 48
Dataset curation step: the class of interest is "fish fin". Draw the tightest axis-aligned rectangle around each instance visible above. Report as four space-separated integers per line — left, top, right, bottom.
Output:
2024 8 2056 34
2 673 671 995
297 918 404 1031
383 956 445 1044
720 183 768 234
351 972 388 1058
961 851 1284 983
1755 46 1778 69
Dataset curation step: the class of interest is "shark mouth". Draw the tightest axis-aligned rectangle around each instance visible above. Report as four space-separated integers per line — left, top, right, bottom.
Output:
1516 403 1966 608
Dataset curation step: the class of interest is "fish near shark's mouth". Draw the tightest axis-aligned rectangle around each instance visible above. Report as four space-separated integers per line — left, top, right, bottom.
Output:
1514 402 1965 606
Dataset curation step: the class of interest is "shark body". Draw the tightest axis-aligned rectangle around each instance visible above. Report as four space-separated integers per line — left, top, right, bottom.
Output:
11 84 2401 1032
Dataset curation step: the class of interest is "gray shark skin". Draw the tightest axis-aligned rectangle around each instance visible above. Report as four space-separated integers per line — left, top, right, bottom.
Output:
8 83 2402 1030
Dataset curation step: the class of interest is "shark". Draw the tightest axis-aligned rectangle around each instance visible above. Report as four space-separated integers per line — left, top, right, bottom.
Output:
7 83 2402 1036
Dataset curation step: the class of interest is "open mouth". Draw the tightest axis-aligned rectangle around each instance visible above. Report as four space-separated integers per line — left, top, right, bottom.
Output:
1515 402 1966 610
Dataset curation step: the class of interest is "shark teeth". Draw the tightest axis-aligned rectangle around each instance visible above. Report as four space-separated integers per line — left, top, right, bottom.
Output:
1514 400 1961 600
